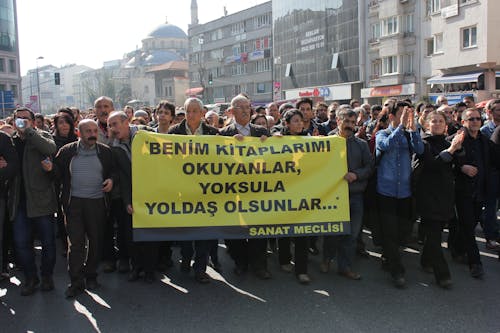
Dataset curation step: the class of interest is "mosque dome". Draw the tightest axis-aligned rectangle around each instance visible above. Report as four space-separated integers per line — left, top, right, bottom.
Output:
147 22 187 39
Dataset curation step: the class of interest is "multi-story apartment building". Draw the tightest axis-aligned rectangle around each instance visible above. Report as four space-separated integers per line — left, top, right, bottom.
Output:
422 0 500 104
363 0 500 104
188 1 273 104
272 0 363 104
0 0 21 117
362 0 419 104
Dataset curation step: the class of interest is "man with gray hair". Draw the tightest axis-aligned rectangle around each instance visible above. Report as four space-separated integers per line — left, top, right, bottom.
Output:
94 96 114 146
220 94 272 280
322 108 373 279
49 119 115 297
108 111 158 283
168 97 219 283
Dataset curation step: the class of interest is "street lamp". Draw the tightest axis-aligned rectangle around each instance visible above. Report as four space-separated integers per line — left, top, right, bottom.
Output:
36 56 44 113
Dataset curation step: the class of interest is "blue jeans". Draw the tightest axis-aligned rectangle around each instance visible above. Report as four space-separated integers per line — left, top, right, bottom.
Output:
13 205 56 280
324 193 364 272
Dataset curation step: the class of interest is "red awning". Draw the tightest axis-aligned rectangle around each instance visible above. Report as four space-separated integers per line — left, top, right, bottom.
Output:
185 87 204 95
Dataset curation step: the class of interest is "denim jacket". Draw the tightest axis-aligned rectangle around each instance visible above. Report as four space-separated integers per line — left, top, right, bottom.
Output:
375 124 424 199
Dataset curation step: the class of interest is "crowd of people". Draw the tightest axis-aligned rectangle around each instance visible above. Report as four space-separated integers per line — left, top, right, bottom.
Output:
0 93 499 298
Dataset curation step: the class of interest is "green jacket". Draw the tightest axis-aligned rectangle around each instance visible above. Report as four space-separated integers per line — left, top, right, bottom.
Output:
8 128 58 220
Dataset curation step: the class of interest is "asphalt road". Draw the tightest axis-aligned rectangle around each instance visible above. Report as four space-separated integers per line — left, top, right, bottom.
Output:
1 230 499 333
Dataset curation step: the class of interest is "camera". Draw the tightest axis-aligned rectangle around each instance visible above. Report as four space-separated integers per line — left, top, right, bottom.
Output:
15 118 26 129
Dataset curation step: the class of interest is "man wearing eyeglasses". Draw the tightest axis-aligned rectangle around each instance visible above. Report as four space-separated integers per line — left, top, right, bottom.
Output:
451 108 492 279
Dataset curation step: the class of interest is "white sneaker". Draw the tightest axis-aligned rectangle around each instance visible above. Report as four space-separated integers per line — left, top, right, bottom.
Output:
297 274 311 284
280 264 293 273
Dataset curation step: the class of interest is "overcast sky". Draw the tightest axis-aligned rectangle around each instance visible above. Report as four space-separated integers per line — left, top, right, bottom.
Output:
17 0 267 75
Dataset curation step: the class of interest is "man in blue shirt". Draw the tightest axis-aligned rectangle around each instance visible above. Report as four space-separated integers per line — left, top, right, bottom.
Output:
376 101 424 288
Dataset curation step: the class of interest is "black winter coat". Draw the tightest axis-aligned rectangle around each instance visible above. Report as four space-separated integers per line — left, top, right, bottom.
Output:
415 134 455 221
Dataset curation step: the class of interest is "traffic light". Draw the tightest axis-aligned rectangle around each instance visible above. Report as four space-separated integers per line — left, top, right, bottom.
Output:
208 73 213 85
54 72 60 85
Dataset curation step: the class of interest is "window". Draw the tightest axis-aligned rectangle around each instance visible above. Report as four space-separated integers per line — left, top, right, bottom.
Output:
382 56 398 74
403 14 413 33
0 84 5 91
255 59 271 73
232 43 247 56
427 0 441 14
371 60 381 79
381 16 398 36
434 33 443 53
11 84 17 97
427 34 443 55
426 38 434 56
9 59 15 73
0 58 4 72
231 64 247 76
231 22 245 35
371 23 381 40
462 26 477 48
256 82 271 94
254 14 271 28
402 54 413 74
254 37 270 50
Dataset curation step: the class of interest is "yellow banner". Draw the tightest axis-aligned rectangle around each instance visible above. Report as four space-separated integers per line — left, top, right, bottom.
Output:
132 131 350 240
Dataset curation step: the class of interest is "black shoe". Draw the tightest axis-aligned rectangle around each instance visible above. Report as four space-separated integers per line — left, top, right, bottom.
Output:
40 275 54 291
144 272 155 284
470 264 484 279
86 278 100 290
392 275 406 289
209 261 223 273
180 260 191 273
438 279 453 289
20 277 40 296
356 248 370 258
233 265 247 276
308 246 319 256
195 272 211 284
255 269 272 280
421 265 434 274
65 284 85 298
128 269 140 282
117 260 130 274
381 257 390 272
101 261 116 273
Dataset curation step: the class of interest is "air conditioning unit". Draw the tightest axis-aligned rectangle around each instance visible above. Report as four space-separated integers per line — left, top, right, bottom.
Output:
400 0 408 3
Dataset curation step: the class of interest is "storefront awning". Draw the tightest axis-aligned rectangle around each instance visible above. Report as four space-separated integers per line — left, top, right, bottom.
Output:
427 72 483 85
185 87 204 95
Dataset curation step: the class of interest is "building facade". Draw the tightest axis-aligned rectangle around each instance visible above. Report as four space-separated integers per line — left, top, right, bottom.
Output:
188 1 273 104
422 0 500 104
0 0 21 117
362 0 500 104
272 0 362 104
362 0 419 104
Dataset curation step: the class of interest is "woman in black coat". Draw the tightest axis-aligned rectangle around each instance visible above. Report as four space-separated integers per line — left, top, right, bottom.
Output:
415 110 464 288
52 113 78 255
274 109 311 284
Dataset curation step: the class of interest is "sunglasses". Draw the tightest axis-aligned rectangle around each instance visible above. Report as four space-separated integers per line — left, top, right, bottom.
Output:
465 117 481 121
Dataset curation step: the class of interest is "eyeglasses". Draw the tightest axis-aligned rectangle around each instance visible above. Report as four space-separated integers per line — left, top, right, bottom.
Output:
16 116 30 120
465 117 482 121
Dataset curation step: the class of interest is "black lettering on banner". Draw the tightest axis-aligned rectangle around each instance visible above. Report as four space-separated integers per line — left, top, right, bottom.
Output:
144 201 218 216
199 181 285 195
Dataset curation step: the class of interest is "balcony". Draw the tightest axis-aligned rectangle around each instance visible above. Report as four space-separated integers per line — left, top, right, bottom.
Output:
368 0 380 15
